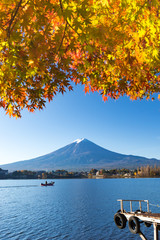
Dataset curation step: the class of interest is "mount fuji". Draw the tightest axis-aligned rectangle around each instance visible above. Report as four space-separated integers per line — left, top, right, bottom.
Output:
1 138 160 171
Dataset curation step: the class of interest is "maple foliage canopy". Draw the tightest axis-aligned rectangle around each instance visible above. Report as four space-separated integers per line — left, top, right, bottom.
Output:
0 0 160 117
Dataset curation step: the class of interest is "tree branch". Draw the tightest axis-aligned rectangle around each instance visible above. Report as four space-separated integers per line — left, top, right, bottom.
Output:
7 0 23 38
59 0 80 36
58 21 68 52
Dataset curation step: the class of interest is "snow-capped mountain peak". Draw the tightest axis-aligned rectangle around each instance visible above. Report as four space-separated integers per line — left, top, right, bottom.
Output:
0 138 160 171
74 138 85 144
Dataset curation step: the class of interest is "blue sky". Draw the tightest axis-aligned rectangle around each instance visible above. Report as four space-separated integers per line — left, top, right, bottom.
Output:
0 84 160 165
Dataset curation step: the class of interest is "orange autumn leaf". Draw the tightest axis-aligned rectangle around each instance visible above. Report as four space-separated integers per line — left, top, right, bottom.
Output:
84 85 90 94
0 0 160 117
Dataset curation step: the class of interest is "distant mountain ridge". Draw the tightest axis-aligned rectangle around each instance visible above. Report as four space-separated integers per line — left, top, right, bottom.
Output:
1 138 160 171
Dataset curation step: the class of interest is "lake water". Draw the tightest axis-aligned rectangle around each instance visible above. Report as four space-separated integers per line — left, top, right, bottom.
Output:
1 178 160 240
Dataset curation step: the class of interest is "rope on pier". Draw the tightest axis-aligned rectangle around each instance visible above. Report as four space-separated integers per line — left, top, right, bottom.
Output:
149 203 160 208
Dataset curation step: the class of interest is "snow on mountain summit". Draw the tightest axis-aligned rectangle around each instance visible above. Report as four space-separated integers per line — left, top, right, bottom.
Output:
74 138 85 144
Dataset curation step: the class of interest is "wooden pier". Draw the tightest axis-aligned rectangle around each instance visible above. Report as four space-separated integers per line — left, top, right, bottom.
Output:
114 199 160 240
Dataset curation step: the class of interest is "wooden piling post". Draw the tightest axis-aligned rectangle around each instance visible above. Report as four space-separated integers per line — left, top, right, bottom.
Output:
138 231 147 240
146 200 149 212
153 223 158 240
139 201 142 212
130 201 132 212
120 200 123 212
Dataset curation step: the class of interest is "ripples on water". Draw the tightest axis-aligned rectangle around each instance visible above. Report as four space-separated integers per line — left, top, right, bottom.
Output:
1 178 160 239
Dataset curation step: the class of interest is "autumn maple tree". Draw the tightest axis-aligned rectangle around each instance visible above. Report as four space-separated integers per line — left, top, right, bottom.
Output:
0 0 160 117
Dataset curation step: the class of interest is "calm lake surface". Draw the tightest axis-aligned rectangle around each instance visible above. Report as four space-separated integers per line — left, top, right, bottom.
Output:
1 178 160 240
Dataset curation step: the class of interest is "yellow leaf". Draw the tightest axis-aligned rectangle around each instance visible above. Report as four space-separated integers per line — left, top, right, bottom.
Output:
28 60 34 65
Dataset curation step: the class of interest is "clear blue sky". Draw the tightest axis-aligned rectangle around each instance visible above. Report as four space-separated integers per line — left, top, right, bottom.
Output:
0 84 160 165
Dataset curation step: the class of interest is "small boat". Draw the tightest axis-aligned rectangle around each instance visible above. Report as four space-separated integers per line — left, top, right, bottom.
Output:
41 181 55 186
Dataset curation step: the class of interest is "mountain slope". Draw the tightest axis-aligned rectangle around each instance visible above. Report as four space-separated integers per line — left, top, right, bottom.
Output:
1 138 160 171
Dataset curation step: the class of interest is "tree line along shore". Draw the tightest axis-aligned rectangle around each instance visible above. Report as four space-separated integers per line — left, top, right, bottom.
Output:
1 165 160 179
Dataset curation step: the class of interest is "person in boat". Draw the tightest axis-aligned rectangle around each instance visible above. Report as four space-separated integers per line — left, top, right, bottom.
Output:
45 181 47 185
